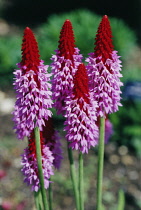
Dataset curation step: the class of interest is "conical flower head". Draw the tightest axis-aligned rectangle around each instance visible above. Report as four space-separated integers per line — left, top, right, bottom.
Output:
94 15 114 62
21 27 40 72
64 63 98 153
86 15 123 117
21 131 54 192
73 63 90 104
51 19 83 115
58 19 75 60
13 27 53 140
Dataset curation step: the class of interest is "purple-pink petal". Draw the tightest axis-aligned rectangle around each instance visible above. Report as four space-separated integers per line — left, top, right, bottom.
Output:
13 61 53 140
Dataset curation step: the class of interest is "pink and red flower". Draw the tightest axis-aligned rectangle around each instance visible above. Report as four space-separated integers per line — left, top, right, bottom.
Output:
13 27 52 140
86 15 123 117
64 63 98 153
51 19 83 115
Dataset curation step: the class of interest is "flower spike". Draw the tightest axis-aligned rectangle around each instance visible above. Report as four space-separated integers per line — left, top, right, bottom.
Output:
21 116 62 192
86 15 123 117
21 131 54 192
64 63 98 153
13 27 53 139
51 19 83 115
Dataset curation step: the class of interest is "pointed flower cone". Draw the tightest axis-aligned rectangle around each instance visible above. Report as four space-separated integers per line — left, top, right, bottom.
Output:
86 15 123 117
51 19 83 115
13 27 53 140
21 131 54 192
64 63 98 153
58 19 76 60
21 27 40 71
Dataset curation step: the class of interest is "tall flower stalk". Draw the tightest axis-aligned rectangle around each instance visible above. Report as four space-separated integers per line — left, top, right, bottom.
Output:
50 19 83 210
65 63 99 210
42 117 63 210
96 117 105 210
86 15 123 209
64 63 98 153
34 127 50 210
21 117 62 209
12 27 59 210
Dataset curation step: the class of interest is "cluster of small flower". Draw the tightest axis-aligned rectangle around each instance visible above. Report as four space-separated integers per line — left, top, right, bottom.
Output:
13 16 122 191
13 27 62 192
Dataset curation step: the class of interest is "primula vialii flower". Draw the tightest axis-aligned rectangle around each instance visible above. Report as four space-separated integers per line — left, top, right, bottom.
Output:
13 27 52 139
64 63 98 153
86 15 123 117
21 131 54 192
51 19 83 115
21 117 62 191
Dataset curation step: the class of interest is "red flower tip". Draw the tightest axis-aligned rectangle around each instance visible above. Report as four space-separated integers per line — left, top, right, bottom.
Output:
42 117 55 146
58 19 75 59
73 63 90 103
103 15 108 19
94 15 114 62
21 27 40 72
65 19 71 22
25 26 31 31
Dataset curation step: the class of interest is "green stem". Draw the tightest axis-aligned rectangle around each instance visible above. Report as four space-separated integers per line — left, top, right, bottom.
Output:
68 145 80 210
49 178 53 210
96 117 105 210
34 190 43 210
34 127 49 210
79 152 84 210
117 189 125 210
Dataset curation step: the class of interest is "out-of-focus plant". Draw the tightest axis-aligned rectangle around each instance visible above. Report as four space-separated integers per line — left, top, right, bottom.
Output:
122 67 141 83
110 99 141 157
0 36 21 88
0 9 138 88
36 9 137 63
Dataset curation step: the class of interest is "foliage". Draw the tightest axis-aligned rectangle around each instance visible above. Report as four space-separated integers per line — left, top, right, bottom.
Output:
36 9 137 63
0 9 138 88
122 67 141 83
110 99 141 157
0 36 21 88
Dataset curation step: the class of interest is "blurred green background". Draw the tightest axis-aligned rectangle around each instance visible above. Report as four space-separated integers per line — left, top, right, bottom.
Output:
0 1 141 209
